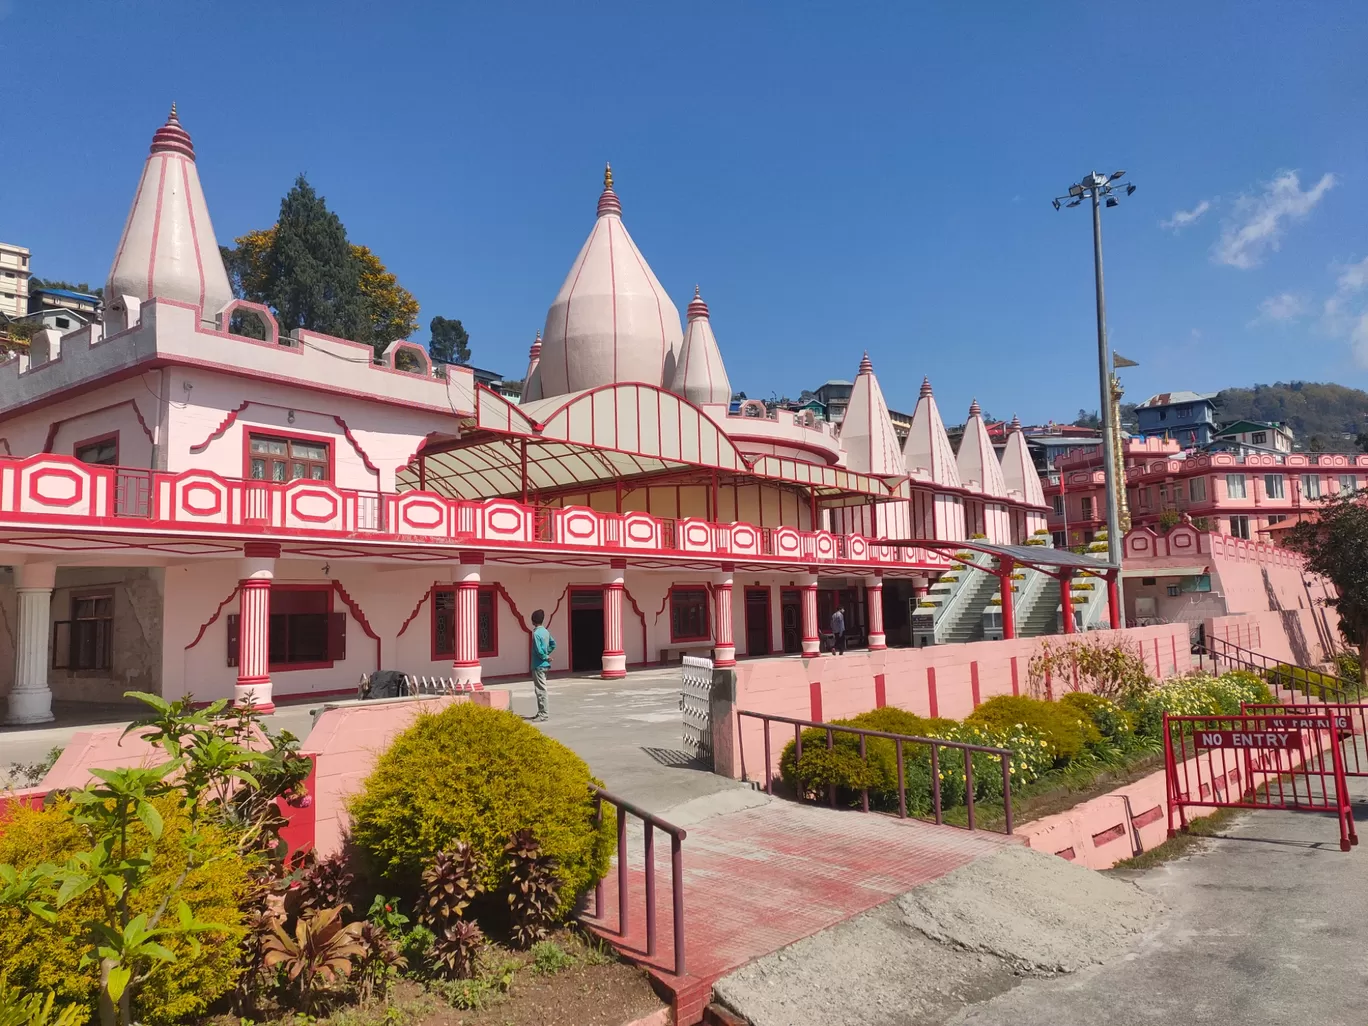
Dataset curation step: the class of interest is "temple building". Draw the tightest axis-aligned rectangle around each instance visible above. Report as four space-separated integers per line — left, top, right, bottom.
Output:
2 107 1095 724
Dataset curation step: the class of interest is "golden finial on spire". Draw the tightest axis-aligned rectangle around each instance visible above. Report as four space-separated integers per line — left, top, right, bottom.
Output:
604 162 613 190
694 284 700 298
169 101 179 121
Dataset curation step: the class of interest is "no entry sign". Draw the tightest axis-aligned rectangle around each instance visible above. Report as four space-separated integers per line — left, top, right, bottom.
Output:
1194 729 1302 749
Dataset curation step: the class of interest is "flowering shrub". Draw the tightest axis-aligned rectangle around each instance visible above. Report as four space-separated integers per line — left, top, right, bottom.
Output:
1060 691 1132 739
1131 672 1273 737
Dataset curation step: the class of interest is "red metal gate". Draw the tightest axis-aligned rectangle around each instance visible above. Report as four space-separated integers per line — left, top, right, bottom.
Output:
1164 712 1358 852
1243 702 1368 776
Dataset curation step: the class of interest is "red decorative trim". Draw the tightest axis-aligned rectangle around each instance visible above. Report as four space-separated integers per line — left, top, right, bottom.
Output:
808 680 823 722
243 541 281 559
874 672 886 709
185 583 242 650
489 582 533 638
331 579 381 671
544 584 571 633
190 401 249 453
397 583 435 637
333 416 379 475
620 583 648 663
0 438 10 456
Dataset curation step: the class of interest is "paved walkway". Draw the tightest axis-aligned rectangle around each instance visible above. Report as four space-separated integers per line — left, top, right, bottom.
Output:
950 787 1368 1026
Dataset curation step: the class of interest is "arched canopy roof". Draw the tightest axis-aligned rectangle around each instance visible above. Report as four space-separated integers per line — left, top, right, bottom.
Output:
402 383 906 502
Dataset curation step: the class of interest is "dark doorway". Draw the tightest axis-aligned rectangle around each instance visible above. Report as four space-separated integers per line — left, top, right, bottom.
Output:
745 587 771 656
780 588 802 654
569 588 604 673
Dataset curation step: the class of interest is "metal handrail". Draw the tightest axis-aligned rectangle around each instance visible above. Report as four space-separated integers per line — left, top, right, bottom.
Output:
736 710 1014 835
1200 636 1358 705
589 786 687 977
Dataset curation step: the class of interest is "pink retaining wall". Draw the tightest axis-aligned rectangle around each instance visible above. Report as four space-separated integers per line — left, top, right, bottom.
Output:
713 623 1191 780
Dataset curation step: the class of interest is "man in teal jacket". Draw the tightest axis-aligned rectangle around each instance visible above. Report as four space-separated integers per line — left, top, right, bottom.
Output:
530 608 555 721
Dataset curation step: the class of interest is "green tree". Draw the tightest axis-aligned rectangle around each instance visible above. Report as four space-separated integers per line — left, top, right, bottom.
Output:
1283 490 1368 670
428 316 471 365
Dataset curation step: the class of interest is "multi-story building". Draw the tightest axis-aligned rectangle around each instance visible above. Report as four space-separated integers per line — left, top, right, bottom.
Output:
1134 391 1220 447
1212 419 1294 454
0 243 31 319
29 286 100 319
0 106 1058 725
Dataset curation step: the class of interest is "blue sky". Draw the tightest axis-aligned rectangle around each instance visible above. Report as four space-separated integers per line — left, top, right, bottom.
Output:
3 1 1366 423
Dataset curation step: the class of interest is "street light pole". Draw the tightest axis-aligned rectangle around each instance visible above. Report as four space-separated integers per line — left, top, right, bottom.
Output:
1089 180 1124 593
1054 170 1136 622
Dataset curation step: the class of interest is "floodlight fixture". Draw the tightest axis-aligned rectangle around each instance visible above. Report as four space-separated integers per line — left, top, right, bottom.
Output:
1052 198 1062 211
1110 170 1126 180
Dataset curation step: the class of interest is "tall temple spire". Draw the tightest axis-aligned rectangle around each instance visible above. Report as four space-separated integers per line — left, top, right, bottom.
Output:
106 104 233 330
597 161 621 217
841 352 902 475
957 397 1007 497
669 284 731 404
534 164 682 402
1001 411 1046 506
521 329 545 403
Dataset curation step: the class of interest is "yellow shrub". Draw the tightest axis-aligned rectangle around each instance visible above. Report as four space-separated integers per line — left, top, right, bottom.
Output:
0 796 254 1025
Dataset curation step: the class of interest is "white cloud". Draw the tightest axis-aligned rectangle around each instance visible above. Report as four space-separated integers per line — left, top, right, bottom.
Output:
1213 171 1337 269
1252 292 1307 324
1323 256 1368 366
1161 200 1211 231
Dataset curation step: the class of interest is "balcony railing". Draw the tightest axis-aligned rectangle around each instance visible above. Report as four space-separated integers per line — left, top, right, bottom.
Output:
0 454 951 571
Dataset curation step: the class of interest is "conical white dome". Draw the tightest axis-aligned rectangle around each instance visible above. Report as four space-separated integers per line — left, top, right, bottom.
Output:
1001 414 1047 505
957 399 1008 497
106 104 233 326
903 378 962 487
668 286 731 405
841 353 903 475
534 164 683 401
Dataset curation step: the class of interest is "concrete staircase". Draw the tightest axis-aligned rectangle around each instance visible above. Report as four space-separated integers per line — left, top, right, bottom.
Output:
938 569 1000 644
1015 570 1063 638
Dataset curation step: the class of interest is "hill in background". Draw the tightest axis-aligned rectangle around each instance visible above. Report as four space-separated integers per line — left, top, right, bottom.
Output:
1214 382 1368 446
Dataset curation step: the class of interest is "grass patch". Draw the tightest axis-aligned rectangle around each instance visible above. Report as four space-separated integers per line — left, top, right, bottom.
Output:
1108 807 1244 871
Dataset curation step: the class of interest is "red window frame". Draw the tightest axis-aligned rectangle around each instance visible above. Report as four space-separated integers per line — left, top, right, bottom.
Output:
668 585 711 644
73 431 120 467
244 428 335 483
431 584 499 660
268 584 338 672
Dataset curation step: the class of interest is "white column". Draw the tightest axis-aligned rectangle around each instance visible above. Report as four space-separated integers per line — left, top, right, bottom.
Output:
601 560 626 679
866 573 887 651
713 567 736 668
800 572 820 657
6 562 56 725
453 553 483 689
235 543 277 712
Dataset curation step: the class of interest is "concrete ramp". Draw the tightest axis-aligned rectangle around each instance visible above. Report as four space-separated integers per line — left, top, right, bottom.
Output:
713 845 1163 1026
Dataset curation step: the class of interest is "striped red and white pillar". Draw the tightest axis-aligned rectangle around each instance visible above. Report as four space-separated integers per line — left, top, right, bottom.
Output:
866 573 887 651
801 571 820 657
236 541 279 713
602 559 627 679
453 552 483 689
713 565 736 668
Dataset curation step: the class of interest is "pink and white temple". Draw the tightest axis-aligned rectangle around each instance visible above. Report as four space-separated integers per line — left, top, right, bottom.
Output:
0 106 1197 725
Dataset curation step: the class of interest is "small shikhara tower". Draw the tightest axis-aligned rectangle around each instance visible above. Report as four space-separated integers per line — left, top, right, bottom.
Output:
668 286 732 405
105 104 234 332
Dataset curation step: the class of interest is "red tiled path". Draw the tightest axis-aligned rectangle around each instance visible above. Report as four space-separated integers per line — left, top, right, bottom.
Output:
583 798 1015 1024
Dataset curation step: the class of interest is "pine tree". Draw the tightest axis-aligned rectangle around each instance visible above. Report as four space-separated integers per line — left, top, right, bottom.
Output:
429 316 471 365
262 175 365 341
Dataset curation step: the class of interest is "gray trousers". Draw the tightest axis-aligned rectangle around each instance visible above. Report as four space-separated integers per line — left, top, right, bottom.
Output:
533 666 549 716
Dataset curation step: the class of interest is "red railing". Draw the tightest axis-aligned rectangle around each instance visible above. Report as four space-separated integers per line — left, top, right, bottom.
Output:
588 786 687 977
736 710 1015 834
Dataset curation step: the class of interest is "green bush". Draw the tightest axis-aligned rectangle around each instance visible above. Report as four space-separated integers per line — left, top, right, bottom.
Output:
965 695 1099 763
1132 672 1274 736
1265 662 1358 700
846 707 960 738
347 703 613 917
1059 692 1133 739
0 796 252 1025
1334 651 1362 684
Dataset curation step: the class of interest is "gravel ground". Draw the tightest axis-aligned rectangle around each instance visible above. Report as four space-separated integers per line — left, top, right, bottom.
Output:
713 845 1163 1026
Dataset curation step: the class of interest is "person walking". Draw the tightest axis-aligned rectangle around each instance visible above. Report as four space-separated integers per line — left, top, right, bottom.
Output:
831 605 846 655
530 608 555 721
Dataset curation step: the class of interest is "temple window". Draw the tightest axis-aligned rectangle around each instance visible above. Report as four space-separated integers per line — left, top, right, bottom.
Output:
432 586 499 659
247 433 330 483
74 434 118 466
53 593 114 671
256 586 345 670
670 587 711 643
